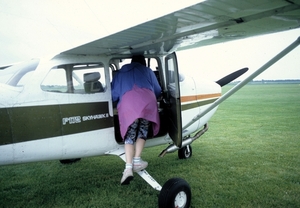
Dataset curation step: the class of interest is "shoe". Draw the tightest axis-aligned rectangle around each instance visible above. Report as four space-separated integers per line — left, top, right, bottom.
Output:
120 168 133 185
133 160 148 172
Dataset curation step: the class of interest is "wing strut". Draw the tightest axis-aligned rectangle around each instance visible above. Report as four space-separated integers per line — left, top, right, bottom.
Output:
183 36 300 131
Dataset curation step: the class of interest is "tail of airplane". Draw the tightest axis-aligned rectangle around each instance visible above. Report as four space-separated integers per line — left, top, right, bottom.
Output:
216 68 249 87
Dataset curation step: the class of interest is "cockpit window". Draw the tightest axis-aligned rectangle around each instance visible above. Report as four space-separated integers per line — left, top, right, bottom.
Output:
41 68 68 93
41 63 106 94
0 59 39 86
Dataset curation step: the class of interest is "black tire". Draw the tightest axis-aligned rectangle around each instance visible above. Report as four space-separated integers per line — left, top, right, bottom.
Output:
178 145 192 159
59 158 81 164
158 178 191 208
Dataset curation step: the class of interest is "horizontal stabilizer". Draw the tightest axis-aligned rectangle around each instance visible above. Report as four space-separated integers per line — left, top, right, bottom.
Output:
216 67 248 87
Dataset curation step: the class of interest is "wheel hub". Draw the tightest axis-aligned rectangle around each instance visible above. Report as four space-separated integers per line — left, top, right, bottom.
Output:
174 191 187 208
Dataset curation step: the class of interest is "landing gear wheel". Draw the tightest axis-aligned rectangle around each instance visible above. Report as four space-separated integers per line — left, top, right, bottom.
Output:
158 178 191 208
178 145 192 159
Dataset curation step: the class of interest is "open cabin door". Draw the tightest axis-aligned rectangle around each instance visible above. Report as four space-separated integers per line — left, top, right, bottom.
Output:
165 53 182 147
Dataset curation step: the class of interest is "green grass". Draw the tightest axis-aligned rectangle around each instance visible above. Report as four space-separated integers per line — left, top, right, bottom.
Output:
1 84 299 207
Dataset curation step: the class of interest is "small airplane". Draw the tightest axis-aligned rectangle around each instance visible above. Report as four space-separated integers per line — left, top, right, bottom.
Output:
1 1 299 207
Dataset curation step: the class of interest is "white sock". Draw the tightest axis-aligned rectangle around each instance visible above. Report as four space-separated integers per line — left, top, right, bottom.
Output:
125 163 132 169
133 157 141 164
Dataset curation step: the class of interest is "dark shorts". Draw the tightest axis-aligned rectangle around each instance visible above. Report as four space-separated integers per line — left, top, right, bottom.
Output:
124 118 149 145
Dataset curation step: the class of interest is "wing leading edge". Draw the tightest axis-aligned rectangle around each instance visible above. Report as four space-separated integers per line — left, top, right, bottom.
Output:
62 0 300 56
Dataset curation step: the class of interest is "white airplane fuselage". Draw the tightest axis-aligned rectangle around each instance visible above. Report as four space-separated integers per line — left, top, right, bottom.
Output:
0 54 221 165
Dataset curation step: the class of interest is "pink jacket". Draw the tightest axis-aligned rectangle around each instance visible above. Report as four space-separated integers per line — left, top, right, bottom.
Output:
117 85 160 139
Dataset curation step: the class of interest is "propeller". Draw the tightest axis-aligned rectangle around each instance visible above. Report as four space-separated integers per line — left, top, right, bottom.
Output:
216 67 249 87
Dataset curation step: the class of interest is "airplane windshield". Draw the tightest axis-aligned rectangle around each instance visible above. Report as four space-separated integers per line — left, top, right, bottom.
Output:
0 59 40 86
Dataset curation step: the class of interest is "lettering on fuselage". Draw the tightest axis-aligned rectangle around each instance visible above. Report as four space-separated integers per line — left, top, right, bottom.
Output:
62 113 109 125
62 116 81 125
82 113 109 121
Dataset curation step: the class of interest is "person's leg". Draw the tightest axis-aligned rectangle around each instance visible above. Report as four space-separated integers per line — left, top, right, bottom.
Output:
121 120 138 185
133 119 149 172
124 119 139 163
125 143 134 164
134 138 146 158
120 143 134 185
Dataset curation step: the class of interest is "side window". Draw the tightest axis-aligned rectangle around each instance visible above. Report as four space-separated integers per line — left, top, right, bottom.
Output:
41 68 67 93
41 63 106 94
72 66 106 94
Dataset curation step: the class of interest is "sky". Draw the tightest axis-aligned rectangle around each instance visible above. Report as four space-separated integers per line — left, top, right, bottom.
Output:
0 0 299 81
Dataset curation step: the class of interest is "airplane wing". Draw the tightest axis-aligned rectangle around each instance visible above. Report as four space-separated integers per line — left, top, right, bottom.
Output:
62 0 300 56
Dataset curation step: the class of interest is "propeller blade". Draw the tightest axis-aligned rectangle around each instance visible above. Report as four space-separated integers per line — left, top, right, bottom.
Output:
216 67 249 87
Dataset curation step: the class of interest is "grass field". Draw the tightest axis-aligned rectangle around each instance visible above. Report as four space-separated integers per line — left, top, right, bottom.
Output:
1 84 299 207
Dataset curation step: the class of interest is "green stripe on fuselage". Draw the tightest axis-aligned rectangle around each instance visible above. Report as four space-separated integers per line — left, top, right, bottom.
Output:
0 102 113 145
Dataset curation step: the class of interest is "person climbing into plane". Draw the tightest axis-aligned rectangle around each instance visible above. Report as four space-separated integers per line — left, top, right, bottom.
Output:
111 55 161 185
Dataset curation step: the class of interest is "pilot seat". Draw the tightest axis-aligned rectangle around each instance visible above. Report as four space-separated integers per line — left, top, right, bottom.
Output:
83 72 104 93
